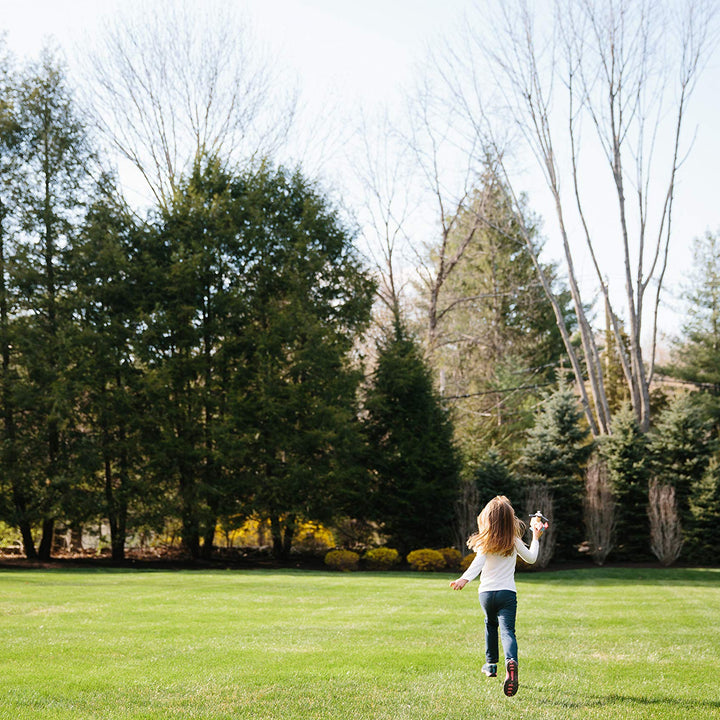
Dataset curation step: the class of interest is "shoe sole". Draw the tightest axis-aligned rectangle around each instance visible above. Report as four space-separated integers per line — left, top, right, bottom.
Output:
503 660 518 696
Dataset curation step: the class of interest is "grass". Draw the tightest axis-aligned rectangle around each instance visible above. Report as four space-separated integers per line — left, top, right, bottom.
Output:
1 566 719 719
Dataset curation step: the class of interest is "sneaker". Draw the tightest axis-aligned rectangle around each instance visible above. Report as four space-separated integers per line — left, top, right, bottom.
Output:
503 659 518 696
481 663 497 677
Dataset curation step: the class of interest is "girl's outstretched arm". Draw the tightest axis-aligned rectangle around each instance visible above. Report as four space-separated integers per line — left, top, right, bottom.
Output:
449 578 468 590
449 551 486 589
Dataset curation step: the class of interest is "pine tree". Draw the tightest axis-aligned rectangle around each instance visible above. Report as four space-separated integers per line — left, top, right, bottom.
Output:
0 41 36 556
364 319 461 554
65 183 146 560
473 449 520 510
519 378 592 562
12 48 93 560
648 393 715 554
688 460 720 556
599 402 650 560
429 174 573 459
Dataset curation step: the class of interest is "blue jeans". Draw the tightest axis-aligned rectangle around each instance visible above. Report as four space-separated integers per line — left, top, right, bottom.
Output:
479 590 518 664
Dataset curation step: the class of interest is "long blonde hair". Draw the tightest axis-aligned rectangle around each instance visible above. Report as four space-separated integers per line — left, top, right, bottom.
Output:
467 496 525 557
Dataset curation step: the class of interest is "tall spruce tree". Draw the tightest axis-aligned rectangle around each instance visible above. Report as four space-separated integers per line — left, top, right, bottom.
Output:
648 393 715 554
0 41 34 555
138 160 374 560
136 159 244 559
519 378 592 562
364 319 461 553
65 183 147 560
687 459 720 556
599 402 650 560
235 165 374 562
12 48 93 559
662 232 720 432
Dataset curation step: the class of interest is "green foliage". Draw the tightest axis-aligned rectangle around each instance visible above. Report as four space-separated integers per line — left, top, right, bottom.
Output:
473 449 520 508
5 47 95 560
688 460 720 555
406 548 446 571
649 392 716 554
429 172 573 460
599 402 650 560
362 546 401 570
663 231 720 406
227 164 375 561
364 320 461 553
601 313 632 414
324 549 360 571
519 377 593 561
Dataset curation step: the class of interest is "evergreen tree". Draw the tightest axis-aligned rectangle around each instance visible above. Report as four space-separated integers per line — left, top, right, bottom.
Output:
11 48 93 560
0 41 35 556
65 183 147 560
138 160 374 560
648 393 715 554
233 165 375 561
663 231 720 402
519 378 592 561
688 459 720 556
136 158 249 559
473 449 520 510
429 173 573 460
364 319 461 553
599 402 650 560
660 231 720 459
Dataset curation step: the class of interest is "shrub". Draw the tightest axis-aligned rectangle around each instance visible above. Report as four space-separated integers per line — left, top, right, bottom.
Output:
324 549 360 572
406 548 446 572
438 547 462 570
362 547 401 570
460 552 476 572
648 479 684 566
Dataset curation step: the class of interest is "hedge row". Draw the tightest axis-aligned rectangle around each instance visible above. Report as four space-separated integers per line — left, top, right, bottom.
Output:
324 547 477 572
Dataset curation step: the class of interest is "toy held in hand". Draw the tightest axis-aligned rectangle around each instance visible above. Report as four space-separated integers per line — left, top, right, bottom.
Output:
529 511 549 536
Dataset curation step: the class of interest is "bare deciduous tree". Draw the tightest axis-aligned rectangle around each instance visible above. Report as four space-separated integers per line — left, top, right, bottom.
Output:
648 477 684 565
583 454 615 565
83 0 297 208
353 112 416 326
435 0 715 433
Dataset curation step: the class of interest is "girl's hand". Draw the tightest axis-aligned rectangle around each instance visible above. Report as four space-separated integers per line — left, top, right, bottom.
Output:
530 516 546 539
450 578 468 590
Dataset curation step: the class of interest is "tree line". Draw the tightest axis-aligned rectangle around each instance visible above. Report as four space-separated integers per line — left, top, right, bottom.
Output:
0 47 466 562
1 2 719 568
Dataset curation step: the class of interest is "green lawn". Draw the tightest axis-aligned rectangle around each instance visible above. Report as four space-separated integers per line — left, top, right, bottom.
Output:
1 566 718 719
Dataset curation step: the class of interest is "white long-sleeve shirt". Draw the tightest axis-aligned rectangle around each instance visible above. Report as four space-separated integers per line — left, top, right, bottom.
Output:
459 536 539 592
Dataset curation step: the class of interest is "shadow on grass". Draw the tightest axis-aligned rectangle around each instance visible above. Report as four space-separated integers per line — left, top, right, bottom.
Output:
520 567 720 588
533 688 720 712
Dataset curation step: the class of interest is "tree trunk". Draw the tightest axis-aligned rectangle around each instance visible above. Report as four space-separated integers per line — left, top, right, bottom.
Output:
200 521 215 560
38 518 54 561
18 519 37 560
270 515 283 561
282 514 296 561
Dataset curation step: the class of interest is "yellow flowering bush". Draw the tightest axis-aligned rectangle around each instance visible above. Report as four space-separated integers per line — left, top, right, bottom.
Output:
406 548 446 572
362 547 401 570
324 549 360 571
